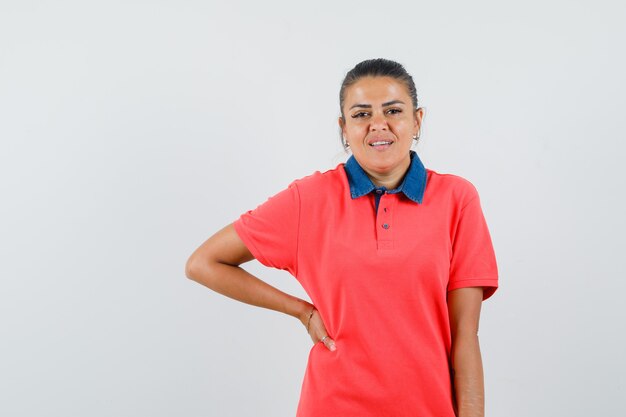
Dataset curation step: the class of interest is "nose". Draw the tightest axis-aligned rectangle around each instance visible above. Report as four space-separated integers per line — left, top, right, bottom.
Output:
369 111 388 131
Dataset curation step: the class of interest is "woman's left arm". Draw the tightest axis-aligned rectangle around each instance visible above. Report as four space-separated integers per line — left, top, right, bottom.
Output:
448 287 485 417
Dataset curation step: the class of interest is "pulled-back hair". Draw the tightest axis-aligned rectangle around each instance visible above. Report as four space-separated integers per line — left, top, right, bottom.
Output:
339 58 419 122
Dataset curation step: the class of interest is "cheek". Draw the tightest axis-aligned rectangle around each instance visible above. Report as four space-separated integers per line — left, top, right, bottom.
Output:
392 120 413 133
345 124 366 135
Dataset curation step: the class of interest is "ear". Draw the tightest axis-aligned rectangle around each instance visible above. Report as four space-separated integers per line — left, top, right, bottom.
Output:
338 116 345 135
414 107 424 133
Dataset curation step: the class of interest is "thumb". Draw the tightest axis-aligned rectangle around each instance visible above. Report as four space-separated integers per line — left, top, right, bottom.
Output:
320 335 337 351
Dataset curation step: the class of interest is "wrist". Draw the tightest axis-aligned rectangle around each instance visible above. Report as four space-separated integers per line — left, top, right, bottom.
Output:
300 302 315 328
287 297 314 325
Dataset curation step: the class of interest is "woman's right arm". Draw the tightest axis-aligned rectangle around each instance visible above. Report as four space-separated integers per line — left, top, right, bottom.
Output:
184 223 336 350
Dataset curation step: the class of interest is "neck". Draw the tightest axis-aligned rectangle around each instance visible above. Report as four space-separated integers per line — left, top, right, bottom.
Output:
365 156 411 189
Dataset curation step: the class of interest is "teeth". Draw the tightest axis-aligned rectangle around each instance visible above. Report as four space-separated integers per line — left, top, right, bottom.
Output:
370 141 392 146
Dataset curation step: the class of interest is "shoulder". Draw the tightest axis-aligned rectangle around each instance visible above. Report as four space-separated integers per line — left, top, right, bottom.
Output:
288 162 347 193
425 168 480 207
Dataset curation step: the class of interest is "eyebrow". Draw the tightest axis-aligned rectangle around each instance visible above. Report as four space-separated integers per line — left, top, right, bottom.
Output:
349 100 405 110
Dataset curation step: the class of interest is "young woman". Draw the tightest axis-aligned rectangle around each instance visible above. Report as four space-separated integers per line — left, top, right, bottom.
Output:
186 58 499 417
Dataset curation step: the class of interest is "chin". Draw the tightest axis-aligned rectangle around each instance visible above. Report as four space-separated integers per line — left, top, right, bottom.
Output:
368 160 396 172
368 154 407 170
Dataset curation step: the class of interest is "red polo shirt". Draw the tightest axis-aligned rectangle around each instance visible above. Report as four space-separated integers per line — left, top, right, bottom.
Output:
233 154 499 416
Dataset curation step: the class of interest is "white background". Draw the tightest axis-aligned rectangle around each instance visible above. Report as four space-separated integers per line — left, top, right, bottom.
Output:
1 0 624 416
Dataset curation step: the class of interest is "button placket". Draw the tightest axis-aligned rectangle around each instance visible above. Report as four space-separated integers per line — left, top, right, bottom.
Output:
376 193 395 250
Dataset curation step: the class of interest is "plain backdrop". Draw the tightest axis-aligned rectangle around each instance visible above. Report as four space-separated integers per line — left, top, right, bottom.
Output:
1 0 624 416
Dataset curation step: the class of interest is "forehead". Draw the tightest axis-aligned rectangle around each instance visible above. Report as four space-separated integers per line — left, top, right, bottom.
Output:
344 76 410 104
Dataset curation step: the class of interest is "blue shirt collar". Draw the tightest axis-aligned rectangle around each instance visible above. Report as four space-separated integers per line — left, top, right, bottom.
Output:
343 150 427 204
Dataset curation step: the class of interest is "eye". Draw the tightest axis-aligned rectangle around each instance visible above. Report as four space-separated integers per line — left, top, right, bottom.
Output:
351 111 369 118
386 108 402 115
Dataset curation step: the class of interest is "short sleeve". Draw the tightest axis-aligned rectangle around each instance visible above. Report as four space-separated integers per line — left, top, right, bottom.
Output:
448 188 499 300
232 181 300 275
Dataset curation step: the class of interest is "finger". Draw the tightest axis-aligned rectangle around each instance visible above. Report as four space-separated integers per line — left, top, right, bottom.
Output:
319 335 336 351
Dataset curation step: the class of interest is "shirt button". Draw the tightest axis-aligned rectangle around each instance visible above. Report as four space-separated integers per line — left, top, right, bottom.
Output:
376 189 383 194
382 223 389 229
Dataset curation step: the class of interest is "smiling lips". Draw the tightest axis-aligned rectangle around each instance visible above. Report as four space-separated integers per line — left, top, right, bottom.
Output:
368 138 394 150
